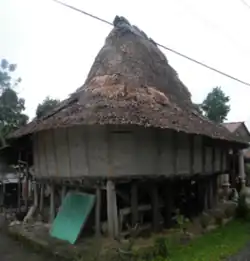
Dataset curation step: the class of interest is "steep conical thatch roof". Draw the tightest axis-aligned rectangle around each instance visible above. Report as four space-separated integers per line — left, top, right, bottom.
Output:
9 16 247 144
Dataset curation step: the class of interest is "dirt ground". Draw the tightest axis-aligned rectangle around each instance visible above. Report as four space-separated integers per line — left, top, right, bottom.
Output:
0 229 249 261
0 232 47 261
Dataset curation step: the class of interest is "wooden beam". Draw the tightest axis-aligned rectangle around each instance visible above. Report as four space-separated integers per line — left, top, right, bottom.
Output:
95 186 101 237
131 181 139 227
207 177 213 209
61 185 66 203
213 175 218 206
164 181 173 228
50 183 55 223
151 182 160 232
39 184 44 212
106 180 118 237
203 178 208 211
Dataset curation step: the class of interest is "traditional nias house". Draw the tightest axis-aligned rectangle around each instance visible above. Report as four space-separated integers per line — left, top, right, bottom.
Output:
9 17 248 239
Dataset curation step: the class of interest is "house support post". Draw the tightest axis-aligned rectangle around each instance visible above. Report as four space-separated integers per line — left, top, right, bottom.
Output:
151 182 160 232
39 184 44 212
164 181 173 228
131 181 138 227
239 149 246 189
50 183 55 223
203 178 209 211
23 181 38 223
208 176 214 209
0 183 3 210
17 174 21 212
95 186 101 237
212 175 218 206
106 180 119 238
61 185 66 203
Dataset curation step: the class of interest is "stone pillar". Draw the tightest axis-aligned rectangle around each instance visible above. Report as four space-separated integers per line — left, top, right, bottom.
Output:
239 150 246 188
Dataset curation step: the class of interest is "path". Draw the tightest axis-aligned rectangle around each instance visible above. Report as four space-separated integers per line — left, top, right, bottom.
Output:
227 243 250 261
0 231 47 261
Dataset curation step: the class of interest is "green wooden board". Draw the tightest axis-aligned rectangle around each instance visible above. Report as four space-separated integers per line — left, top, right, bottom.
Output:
50 191 96 244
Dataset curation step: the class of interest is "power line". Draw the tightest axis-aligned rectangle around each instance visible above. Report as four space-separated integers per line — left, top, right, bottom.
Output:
52 0 250 87
52 0 112 25
241 0 250 9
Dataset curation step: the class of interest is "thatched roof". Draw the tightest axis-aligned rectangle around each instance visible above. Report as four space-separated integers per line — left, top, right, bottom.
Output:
9 16 247 145
222 122 243 133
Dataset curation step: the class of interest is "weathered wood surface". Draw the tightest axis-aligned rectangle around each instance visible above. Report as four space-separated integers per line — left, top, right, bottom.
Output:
33 126 230 179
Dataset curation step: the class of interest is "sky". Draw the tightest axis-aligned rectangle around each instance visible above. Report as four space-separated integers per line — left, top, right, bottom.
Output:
1 0 250 126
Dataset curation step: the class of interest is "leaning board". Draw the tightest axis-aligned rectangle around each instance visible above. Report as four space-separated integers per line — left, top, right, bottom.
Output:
50 191 96 244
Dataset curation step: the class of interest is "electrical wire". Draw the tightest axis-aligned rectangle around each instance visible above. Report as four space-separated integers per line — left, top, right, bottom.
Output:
241 0 250 9
52 0 250 87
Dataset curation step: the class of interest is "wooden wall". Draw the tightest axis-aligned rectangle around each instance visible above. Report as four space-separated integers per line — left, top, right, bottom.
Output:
33 125 229 178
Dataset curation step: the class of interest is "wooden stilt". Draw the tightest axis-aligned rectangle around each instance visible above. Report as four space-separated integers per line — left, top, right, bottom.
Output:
0 183 4 211
50 183 55 223
151 183 160 232
106 180 119 237
95 186 101 237
131 182 138 227
113 188 119 237
164 181 173 228
200 178 208 211
23 181 38 223
24 177 28 212
34 182 38 207
61 185 66 203
17 174 21 212
39 184 44 212
212 175 218 206
208 177 213 209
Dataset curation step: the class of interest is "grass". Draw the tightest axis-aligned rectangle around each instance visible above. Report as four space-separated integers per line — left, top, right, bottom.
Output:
162 220 250 261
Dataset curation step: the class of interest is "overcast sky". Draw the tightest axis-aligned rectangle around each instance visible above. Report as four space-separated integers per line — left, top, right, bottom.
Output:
1 0 250 126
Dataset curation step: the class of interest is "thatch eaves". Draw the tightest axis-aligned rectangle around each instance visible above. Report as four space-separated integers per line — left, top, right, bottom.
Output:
9 16 247 145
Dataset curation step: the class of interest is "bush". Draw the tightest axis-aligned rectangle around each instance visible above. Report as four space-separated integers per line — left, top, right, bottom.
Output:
235 194 250 220
154 237 169 258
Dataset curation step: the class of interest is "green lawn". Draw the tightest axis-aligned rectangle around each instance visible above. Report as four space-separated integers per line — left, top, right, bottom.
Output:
164 220 250 261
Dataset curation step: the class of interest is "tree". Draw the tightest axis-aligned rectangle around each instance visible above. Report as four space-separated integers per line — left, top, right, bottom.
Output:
0 59 28 146
36 96 60 119
200 87 230 123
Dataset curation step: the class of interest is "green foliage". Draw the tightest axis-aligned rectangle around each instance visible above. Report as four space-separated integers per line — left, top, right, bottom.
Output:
200 86 230 123
157 221 250 261
175 209 189 234
235 194 250 220
0 58 28 145
154 237 169 259
36 96 60 119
